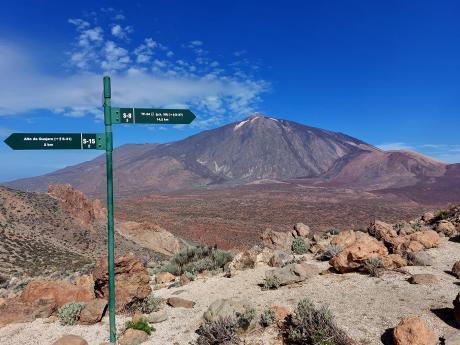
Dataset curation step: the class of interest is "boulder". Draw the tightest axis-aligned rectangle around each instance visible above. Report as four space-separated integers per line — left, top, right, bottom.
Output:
421 212 435 223
408 274 439 285
20 280 94 307
393 316 437 345
329 234 388 273
330 230 362 248
383 254 407 268
0 297 55 326
228 250 257 272
293 223 310 238
93 255 151 312
118 328 149 345
436 220 457 237
147 310 168 323
52 335 88 345
407 230 440 250
203 299 251 322
261 229 293 250
265 262 320 286
79 299 107 325
368 220 398 242
155 272 176 284
117 221 180 256
454 293 460 326
167 297 194 309
452 261 460 278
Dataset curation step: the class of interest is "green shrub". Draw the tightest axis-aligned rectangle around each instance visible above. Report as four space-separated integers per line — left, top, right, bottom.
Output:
282 298 353 345
236 306 256 329
260 307 276 327
165 245 233 276
58 302 85 325
392 223 404 233
125 295 164 314
364 257 384 277
292 237 309 255
262 275 281 290
410 220 422 231
196 316 240 345
184 271 196 281
317 245 343 261
125 317 155 335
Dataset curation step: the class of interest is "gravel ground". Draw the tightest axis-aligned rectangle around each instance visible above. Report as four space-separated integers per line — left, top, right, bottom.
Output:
1 238 459 345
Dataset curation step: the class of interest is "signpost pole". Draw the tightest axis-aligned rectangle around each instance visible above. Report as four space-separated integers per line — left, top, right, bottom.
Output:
103 76 116 343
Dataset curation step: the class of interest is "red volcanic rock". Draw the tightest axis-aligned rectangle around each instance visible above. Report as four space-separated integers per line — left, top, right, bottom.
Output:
48 184 106 231
0 297 56 326
20 279 94 307
393 316 437 345
93 255 151 312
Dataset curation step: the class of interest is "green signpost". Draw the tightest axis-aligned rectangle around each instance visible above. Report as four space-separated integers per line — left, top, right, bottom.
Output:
3 76 196 344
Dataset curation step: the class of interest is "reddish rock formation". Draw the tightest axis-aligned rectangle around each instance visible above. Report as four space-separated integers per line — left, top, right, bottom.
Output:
48 184 106 231
93 255 151 312
20 279 94 307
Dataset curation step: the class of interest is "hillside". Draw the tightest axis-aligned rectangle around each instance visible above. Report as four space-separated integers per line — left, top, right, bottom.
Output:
0 185 171 278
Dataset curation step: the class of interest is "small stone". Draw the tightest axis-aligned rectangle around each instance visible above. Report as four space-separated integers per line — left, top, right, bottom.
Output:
393 316 437 345
79 299 107 325
118 328 149 345
147 310 168 323
52 335 88 345
167 297 194 308
155 272 176 284
408 274 439 285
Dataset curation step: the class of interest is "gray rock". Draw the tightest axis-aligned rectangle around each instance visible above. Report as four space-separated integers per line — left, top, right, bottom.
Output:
203 299 249 322
265 262 320 286
147 310 168 324
408 274 439 285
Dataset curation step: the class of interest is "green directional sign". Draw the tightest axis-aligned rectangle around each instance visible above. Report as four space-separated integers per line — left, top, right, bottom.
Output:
4 133 106 150
111 107 196 124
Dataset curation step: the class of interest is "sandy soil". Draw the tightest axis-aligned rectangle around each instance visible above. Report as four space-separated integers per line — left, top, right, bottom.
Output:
1 238 459 345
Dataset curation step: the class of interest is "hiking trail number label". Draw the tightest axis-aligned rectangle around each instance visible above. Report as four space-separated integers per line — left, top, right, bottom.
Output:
3 76 196 344
111 107 196 124
4 133 106 150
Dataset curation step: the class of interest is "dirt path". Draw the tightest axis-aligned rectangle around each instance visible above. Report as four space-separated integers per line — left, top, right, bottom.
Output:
1 239 459 345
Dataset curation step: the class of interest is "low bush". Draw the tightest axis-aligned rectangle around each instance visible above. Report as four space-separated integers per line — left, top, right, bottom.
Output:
125 317 155 335
125 295 164 314
260 307 276 327
196 316 240 345
292 237 309 255
262 275 281 290
236 306 256 330
282 298 353 345
364 257 384 277
410 220 422 231
58 302 86 325
162 245 233 276
317 245 343 261
403 251 433 267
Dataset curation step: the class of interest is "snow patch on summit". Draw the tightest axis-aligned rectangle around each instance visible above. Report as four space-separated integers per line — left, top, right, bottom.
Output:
234 119 250 131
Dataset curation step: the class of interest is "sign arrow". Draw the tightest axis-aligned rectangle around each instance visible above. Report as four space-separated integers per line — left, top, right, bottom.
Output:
4 133 106 150
111 108 196 124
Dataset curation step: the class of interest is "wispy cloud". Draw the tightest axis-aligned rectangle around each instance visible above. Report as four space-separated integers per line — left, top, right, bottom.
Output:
377 142 414 151
0 9 269 129
377 142 460 163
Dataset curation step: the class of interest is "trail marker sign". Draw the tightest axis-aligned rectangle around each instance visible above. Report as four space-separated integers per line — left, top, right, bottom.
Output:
111 107 196 124
4 133 106 150
3 76 197 344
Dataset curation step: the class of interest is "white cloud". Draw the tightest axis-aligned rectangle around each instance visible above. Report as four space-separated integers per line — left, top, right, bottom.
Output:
0 11 268 129
377 142 414 151
111 24 132 40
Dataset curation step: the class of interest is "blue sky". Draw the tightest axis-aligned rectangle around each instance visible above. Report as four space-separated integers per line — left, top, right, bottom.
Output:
0 0 459 181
